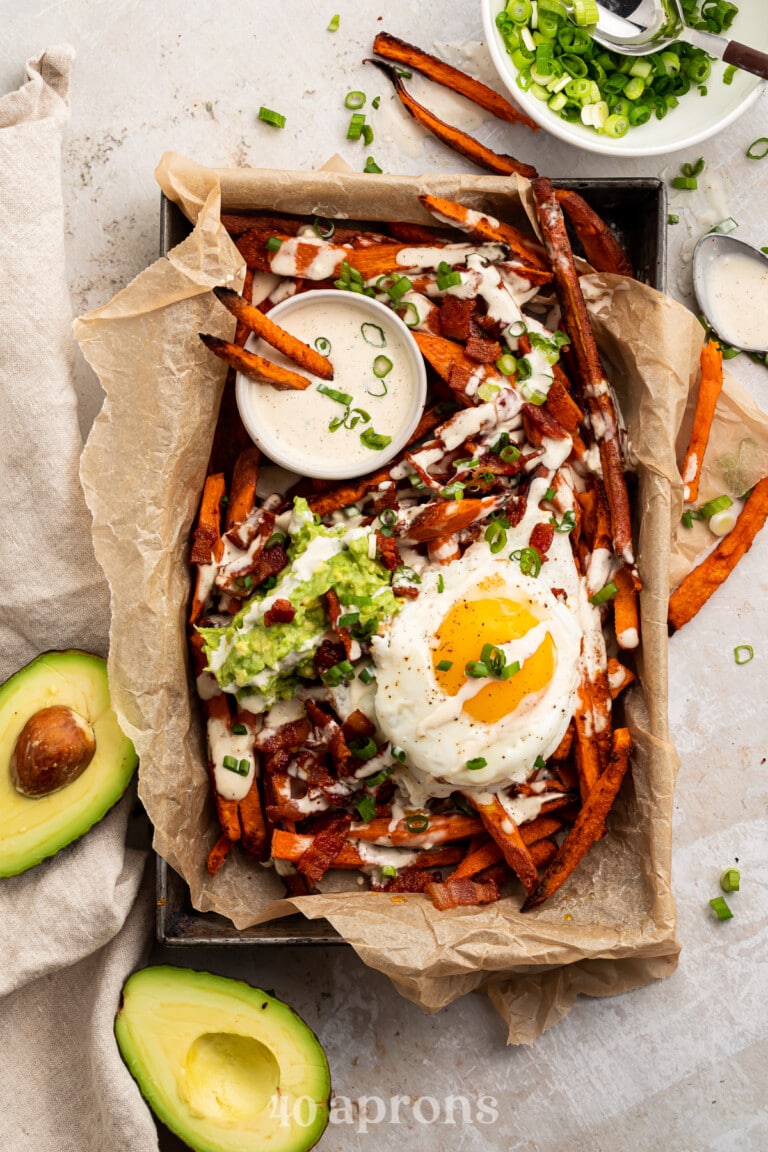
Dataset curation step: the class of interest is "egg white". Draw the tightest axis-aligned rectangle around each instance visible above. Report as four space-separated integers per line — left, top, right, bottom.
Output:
370 538 582 790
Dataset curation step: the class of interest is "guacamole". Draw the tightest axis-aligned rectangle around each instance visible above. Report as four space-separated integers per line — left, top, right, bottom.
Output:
199 499 399 711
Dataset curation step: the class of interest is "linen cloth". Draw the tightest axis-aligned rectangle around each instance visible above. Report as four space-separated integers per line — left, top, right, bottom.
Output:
0 47 157 1152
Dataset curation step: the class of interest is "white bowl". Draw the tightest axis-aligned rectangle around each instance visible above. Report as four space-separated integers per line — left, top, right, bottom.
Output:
481 0 766 157
235 290 427 481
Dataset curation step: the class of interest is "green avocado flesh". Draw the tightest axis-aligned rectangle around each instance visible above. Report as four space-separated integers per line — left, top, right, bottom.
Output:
0 650 137 877
115 966 331 1152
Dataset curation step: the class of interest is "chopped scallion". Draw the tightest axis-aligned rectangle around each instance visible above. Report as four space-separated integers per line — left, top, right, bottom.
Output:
436 659 453 672
709 895 733 921
720 867 740 892
734 644 754 665
590 581 619 606
258 106 286 129
327 13 340 31
747 137 768 160
266 236 282 252
405 813 430 832
363 156 383 174
360 427 392 451
318 384 354 406
345 91 366 110
466 757 488 771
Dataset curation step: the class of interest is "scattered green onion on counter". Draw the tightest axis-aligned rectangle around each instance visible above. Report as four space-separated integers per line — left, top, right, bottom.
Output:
364 156 383 174
258 106 286 129
709 895 733 921
327 13 340 31
345 91 366 110
720 867 741 892
746 137 768 160
733 644 754 665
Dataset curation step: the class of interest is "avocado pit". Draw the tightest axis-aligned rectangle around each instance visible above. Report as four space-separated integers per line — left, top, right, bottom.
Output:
11 704 96 797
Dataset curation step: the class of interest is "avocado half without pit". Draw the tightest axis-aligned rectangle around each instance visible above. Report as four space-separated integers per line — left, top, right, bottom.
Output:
116 967 331 1152
0 650 138 876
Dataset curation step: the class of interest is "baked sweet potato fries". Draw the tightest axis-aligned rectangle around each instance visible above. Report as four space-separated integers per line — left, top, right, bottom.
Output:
188 184 650 914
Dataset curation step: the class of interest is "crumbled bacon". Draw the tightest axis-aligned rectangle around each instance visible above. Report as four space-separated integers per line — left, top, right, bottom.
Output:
374 867 443 893
263 598 296 627
530 522 555 556
341 710 376 742
325 588 354 658
393 585 419 598
465 333 503 364
256 717 311 774
313 638 347 676
425 875 502 910
296 815 351 882
191 523 220 565
375 531 403 571
438 296 475 341
522 403 570 447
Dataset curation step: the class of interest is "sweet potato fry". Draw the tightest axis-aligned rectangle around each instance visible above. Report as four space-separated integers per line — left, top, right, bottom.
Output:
419 194 550 273
607 656 636 699
365 58 538 179
413 331 503 403
530 838 559 870
190 472 226 565
522 727 633 910
213 286 334 380
199 333 311 391
225 446 260 532
306 467 395 518
206 832 234 877
203 694 242 845
463 793 539 894
555 188 634 277
613 564 640 650
545 371 583 434
681 339 724 503
373 32 538 131
668 475 768 632
403 495 500 544
271 831 462 870
531 177 634 567
347 813 482 847
451 839 503 879
238 775 268 860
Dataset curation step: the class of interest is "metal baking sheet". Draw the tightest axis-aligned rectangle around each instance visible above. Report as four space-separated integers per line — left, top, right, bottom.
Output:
155 175 666 946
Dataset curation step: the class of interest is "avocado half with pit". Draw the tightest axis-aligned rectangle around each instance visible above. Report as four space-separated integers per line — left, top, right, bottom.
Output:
0 650 137 877
116 966 331 1152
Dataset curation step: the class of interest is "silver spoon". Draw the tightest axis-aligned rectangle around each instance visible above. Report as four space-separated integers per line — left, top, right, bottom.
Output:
584 0 768 78
692 234 768 353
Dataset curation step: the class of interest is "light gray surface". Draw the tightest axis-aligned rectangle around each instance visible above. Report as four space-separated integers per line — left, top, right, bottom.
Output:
2 2 767 1149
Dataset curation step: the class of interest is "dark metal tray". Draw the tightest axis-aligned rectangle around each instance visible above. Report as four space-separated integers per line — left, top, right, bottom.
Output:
156 174 666 946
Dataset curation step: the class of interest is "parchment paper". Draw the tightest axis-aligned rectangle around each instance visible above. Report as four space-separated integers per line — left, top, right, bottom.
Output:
76 153 768 1042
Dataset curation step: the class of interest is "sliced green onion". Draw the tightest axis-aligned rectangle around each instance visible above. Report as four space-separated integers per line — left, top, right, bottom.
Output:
436 269 463 290
394 66 412 79
720 867 740 892
501 661 521 679
360 428 392 451
265 532 287 549
320 659 354 686
231 723 248 736
710 217 738 234
362 124 374 146
500 444 521 464
440 481 465 500
391 746 406 763
466 757 488 771
361 322 386 347
437 574 445 593
681 510 694 529
356 795 377 823
405 813 430 832
734 644 754 665
380 864 397 879
550 509 576 533
345 91 366 110
347 112 366 140
590 581 619 606
543 486 556 502
266 236 282 252
373 355 393 378
222 755 237 769
510 546 542 577
672 176 698 190
436 659 453 672
477 382 501 401
722 64 737 84
366 380 388 398
534 755 547 770
313 216 335 240
337 613 359 628
667 214 680 225
258 107 286 128
358 666 376 685
497 353 517 376
465 660 489 678
350 737 378 760
681 156 705 177
222 755 249 776
485 520 508 554
241 575 253 589
747 137 768 160
709 895 733 921
699 494 732 518
386 275 412 303
364 156 383 174
318 384 354 406
314 336 331 356
327 13 340 31
507 320 527 338
372 95 381 109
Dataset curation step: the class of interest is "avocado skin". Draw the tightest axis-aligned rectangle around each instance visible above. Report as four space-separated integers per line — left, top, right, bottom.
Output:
0 650 138 876
115 966 331 1152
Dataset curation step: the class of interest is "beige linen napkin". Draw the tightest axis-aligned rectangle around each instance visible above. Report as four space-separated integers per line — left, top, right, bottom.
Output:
0 48 157 1152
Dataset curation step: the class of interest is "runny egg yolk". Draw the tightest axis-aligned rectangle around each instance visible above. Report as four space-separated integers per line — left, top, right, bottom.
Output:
431 595 555 725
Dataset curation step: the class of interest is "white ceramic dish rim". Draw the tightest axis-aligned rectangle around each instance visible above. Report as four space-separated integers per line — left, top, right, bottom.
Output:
481 0 766 157
235 289 428 481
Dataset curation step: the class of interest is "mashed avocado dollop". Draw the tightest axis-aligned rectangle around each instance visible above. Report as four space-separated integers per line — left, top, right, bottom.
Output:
199 498 399 712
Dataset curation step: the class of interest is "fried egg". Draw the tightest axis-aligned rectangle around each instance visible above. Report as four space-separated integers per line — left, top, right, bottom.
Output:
370 541 582 790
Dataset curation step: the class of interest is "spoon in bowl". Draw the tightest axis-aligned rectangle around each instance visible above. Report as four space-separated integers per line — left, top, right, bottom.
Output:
584 0 768 78
692 234 768 353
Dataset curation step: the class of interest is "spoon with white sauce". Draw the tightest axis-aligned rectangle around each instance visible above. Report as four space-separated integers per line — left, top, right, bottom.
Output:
692 234 768 353
587 0 768 78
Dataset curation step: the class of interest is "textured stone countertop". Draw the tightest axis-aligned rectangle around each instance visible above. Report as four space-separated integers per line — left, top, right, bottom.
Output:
3 2 767 1149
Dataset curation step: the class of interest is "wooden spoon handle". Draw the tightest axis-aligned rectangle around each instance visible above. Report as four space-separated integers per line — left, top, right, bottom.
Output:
723 41 768 82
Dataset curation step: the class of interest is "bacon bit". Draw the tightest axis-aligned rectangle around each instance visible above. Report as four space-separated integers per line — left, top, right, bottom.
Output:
256 717 311 764
530 522 555 556
230 541 289 596
522 402 570 447
438 296 476 341
393 584 419 598
263 598 296 627
376 867 442 894
325 588 354 658
545 369 583 434
551 586 568 603
342 710 377 742
426 875 502 910
465 333 503 364
295 815 351 882
375 531 403 571
313 638 347 676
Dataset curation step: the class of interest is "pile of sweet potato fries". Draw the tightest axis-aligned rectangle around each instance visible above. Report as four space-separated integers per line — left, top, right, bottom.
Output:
187 35 768 914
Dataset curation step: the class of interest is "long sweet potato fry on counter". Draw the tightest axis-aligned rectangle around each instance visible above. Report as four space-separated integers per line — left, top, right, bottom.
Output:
531 176 635 568
365 58 538 180
372 32 539 132
681 339 724 504
668 476 768 632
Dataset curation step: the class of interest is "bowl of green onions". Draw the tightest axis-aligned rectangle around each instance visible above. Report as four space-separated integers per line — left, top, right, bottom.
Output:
482 0 766 156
